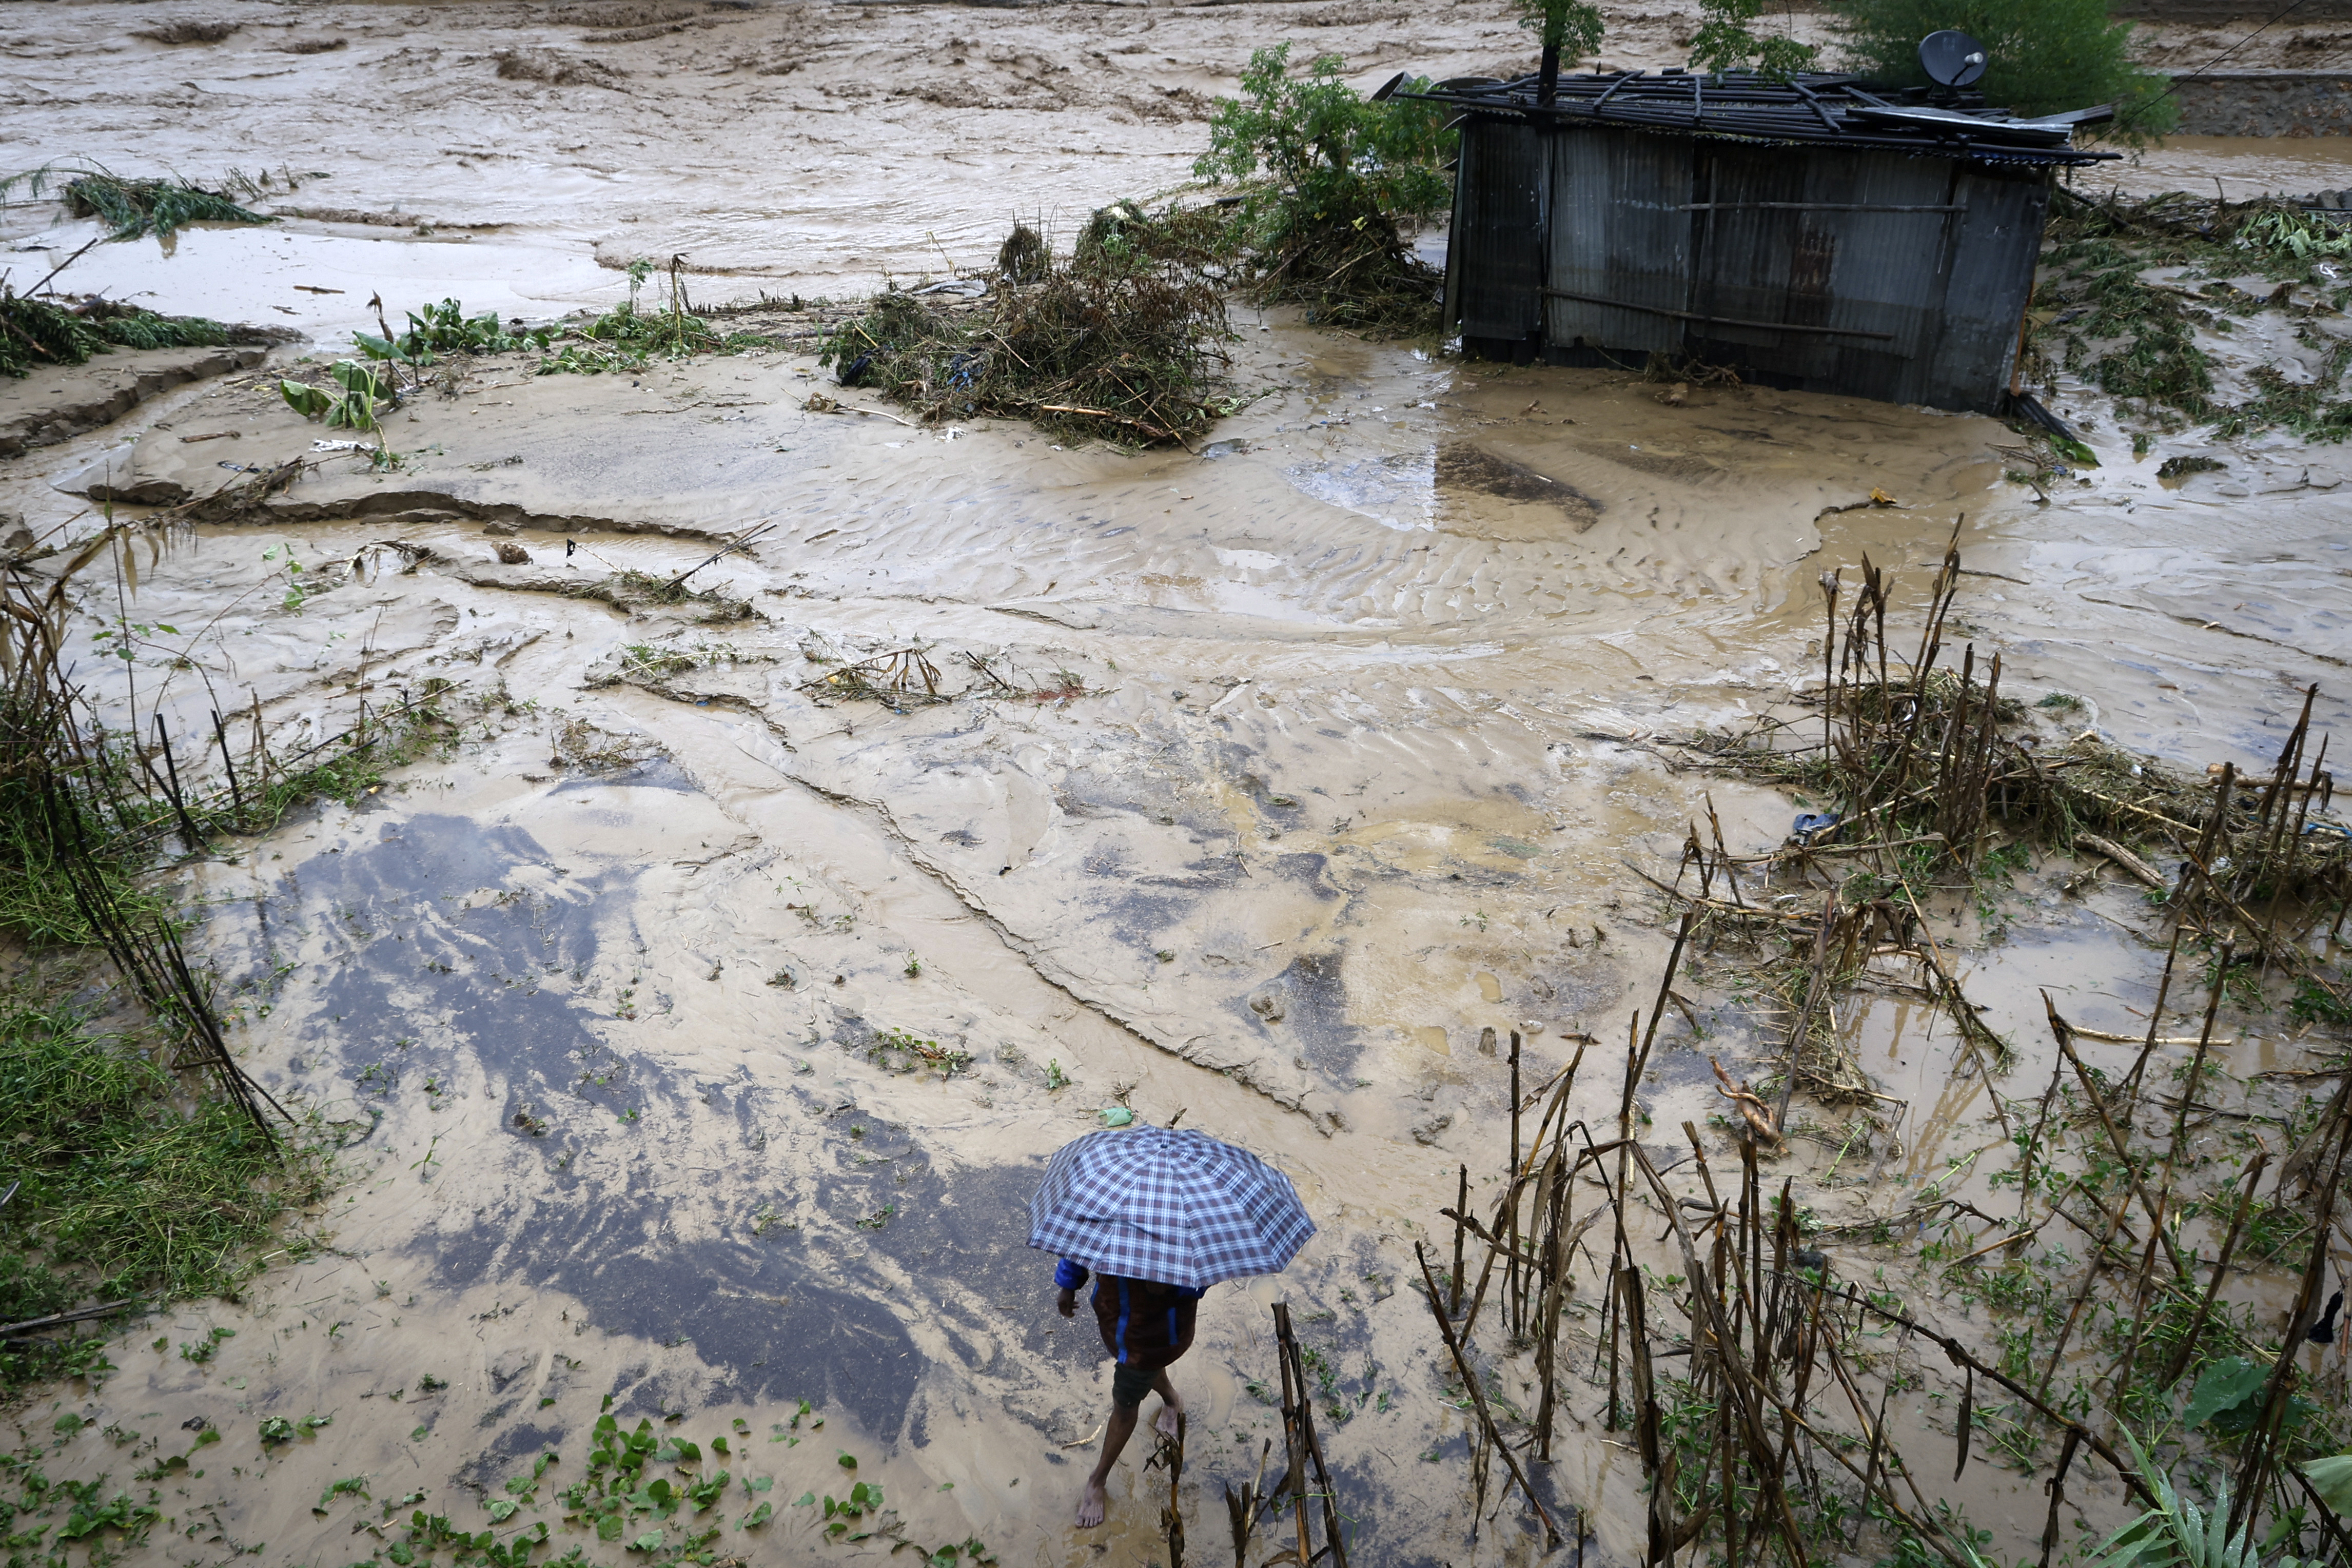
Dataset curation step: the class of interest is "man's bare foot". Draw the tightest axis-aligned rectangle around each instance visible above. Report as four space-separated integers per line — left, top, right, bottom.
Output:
1154 1390 1185 1439
1075 1480 1110 1528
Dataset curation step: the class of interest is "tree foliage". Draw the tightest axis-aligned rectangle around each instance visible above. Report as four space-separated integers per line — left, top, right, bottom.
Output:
1690 0 1820 77
1192 44 1455 332
1824 0 2174 136
1511 0 1604 60
1194 44 1454 227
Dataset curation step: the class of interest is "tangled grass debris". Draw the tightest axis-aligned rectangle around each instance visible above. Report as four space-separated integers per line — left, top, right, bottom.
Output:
2033 189 2352 442
818 228 1231 447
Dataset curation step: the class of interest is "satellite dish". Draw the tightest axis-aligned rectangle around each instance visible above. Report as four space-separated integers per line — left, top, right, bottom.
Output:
1919 29 1989 89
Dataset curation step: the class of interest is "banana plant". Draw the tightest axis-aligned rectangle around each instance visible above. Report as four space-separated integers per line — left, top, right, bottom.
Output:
278 360 398 434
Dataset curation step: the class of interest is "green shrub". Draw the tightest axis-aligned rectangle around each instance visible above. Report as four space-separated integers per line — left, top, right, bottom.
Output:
1197 45 1452 233
1825 0 2174 136
1512 0 1605 93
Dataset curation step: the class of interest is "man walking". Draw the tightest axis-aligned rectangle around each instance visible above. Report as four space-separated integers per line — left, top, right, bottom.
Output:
1054 1256 1200 1528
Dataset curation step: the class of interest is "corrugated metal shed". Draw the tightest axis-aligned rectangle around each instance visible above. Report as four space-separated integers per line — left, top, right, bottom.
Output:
1422 71 2118 413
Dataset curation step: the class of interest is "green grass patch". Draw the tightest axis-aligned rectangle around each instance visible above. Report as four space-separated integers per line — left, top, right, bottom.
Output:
0 993 324 1387
537 259 765 377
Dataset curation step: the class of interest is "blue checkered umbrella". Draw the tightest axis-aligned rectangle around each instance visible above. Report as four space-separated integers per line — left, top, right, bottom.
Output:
1027 1126 1315 1291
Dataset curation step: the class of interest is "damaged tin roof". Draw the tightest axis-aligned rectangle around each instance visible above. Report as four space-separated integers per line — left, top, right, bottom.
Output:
1406 71 2123 167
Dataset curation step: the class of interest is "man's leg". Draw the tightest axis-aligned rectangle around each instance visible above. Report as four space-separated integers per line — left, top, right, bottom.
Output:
1076 1398 1140 1528
1150 1368 1185 1439
1077 1366 1187 1527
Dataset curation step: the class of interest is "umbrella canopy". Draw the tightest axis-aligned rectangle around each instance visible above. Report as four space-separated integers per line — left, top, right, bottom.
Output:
1028 1126 1315 1292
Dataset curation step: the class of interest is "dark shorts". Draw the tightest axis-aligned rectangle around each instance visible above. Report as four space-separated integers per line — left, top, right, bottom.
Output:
1111 1359 1160 1410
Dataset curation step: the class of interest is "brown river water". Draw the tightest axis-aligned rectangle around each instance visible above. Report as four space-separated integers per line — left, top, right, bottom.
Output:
2 4 2350 1566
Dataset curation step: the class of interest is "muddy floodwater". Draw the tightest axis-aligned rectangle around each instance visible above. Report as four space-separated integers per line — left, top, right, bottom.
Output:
2 5 2350 1567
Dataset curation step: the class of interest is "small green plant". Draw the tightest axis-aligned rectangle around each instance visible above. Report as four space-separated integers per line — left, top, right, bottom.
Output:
1044 1059 1070 1091
279 360 398 433
903 954 922 978
354 297 549 364
2290 976 2352 1028
538 258 741 376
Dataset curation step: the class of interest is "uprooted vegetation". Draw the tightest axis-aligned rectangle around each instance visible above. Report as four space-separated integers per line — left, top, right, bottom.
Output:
1690 535 2347 950
2032 188 2352 443
0 291 234 379
816 226 1234 447
0 163 271 243
806 44 1454 436
1669 535 2347 1112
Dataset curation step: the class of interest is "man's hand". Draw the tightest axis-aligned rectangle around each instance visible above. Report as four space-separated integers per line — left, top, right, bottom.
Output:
1056 1287 1077 1319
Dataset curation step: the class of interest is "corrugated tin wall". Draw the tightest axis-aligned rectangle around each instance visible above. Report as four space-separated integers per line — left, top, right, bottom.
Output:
1451 115 2049 413
1550 131 1691 355
1447 117 1547 347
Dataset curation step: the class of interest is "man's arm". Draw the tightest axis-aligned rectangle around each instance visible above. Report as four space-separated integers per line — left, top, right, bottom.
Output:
1054 1257 1088 1317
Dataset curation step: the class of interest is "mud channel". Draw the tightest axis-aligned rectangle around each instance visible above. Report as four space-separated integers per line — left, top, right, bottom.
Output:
2 4 2350 1567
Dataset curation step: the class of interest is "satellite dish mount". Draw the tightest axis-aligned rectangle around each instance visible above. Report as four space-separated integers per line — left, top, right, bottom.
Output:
1918 29 1989 96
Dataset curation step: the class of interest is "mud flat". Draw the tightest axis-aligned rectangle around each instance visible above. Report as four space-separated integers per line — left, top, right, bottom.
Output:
0 5 2348 1567
0 302 2339 1563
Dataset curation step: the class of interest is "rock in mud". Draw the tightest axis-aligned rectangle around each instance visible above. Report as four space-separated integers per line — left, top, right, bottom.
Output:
1435 441 1603 529
495 542 532 565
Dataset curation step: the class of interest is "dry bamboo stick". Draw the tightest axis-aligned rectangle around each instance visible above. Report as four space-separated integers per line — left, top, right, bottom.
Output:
1413 1244 1562 1550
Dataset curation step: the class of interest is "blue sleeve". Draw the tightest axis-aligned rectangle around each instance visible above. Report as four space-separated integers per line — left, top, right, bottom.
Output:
1054 1258 1089 1291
